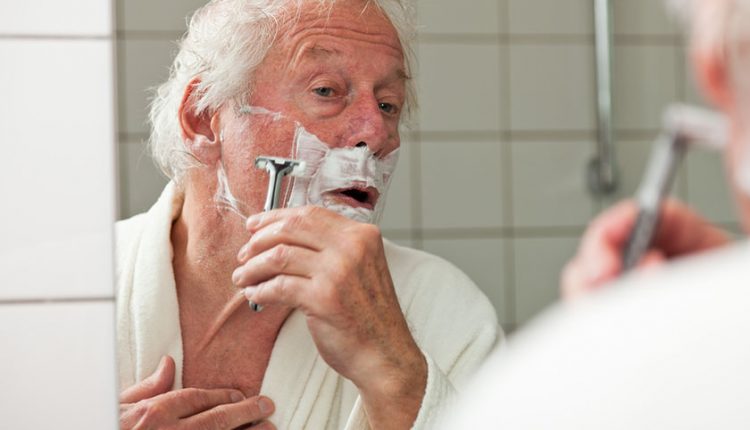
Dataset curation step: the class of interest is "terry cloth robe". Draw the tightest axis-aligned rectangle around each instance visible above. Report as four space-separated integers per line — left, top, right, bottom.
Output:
442 241 750 429
116 182 501 429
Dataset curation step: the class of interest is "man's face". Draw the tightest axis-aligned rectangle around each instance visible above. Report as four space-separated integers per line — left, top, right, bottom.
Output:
216 0 406 217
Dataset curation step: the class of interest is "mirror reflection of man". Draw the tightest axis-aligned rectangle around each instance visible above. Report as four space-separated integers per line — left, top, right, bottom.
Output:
116 1 500 429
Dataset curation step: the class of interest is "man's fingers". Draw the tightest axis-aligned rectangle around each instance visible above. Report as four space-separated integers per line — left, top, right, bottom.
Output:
119 356 175 403
245 206 342 236
244 275 310 310
153 387 246 418
233 245 316 287
245 206 317 231
185 395 275 429
238 212 335 263
561 201 640 301
580 200 639 261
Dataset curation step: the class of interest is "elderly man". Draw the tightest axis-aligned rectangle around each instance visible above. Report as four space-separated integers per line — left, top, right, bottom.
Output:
441 0 750 428
116 0 499 429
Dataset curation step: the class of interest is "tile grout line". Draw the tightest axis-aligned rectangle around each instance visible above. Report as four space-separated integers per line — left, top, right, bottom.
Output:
0 297 115 306
112 0 125 221
499 0 517 327
411 129 424 250
0 34 111 40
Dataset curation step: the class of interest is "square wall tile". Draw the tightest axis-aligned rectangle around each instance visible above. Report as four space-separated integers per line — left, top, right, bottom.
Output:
0 40 115 301
686 150 737 224
118 0 209 32
613 45 680 131
420 140 505 229
512 140 597 228
514 237 579 324
417 43 504 132
380 134 415 231
118 39 178 135
508 0 593 35
0 302 118 428
0 0 111 36
510 44 596 131
119 141 170 220
613 0 679 36
422 238 509 325
417 0 503 34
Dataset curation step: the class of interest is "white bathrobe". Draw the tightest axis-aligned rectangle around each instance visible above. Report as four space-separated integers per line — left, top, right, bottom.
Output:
443 241 750 429
116 183 501 429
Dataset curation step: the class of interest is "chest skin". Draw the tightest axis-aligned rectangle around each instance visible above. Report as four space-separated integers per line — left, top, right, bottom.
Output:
177 283 291 397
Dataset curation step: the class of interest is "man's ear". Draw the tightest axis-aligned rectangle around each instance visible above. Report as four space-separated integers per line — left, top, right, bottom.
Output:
693 47 735 111
178 77 222 166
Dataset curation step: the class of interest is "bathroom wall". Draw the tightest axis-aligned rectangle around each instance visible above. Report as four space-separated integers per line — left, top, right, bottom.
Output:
0 1 119 428
116 0 740 333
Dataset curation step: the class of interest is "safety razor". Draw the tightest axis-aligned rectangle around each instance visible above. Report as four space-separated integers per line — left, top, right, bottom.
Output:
622 104 727 271
249 156 306 311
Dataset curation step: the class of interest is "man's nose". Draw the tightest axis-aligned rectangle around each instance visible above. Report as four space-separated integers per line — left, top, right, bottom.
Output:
343 96 394 155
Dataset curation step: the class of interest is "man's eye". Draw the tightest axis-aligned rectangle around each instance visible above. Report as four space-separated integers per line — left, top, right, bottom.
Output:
379 102 399 114
313 87 334 97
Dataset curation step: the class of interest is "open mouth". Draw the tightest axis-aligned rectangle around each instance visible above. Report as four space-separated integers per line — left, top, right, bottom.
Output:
331 186 379 210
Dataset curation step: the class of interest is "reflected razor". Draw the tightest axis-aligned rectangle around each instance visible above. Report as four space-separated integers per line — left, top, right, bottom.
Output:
250 156 307 311
622 104 728 271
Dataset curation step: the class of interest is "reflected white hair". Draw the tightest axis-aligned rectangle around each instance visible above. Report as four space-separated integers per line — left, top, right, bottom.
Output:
148 0 417 184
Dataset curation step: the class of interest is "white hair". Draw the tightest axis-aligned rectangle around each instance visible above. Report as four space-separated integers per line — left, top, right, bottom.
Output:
148 0 417 184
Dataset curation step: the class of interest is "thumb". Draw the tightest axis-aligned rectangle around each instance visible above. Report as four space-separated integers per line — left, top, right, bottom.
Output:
119 356 175 403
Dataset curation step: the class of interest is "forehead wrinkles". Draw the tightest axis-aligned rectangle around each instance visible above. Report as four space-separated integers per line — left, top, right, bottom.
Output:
276 4 404 60
285 29 404 70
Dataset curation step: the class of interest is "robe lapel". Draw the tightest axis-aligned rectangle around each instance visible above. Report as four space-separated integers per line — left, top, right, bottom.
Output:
260 309 352 429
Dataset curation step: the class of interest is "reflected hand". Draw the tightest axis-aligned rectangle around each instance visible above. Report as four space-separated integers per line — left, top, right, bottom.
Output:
119 356 276 429
233 206 426 429
561 199 731 300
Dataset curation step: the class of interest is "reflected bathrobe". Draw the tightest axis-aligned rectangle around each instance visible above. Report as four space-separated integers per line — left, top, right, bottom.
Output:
115 183 501 429
443 241 750 429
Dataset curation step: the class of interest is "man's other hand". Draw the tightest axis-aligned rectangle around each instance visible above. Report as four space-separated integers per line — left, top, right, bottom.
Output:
119 356 276 429
562 199 731 300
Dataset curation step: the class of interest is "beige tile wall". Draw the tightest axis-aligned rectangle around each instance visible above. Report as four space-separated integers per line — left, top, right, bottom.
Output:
116 0 739 332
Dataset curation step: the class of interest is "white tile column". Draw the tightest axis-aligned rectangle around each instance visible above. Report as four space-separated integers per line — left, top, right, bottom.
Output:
0 1 118 428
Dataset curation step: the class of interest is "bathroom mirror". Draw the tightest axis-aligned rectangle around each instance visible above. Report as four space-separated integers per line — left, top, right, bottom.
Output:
114 0 736 424
117 0 725 331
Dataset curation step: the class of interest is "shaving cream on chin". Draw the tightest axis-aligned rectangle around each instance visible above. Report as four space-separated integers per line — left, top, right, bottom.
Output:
284 126 399 224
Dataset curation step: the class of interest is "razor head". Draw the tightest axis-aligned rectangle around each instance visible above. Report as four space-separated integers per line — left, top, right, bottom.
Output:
254 156 307 213
663 104 729 151
254 156 306 177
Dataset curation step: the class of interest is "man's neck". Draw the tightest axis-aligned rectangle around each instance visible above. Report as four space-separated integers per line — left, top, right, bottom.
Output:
171 185 255 339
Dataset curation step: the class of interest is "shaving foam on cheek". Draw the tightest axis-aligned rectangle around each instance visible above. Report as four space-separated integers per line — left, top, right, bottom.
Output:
237 105 285 122
285 127 399 224
214 161 248 220
232 105 400 224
